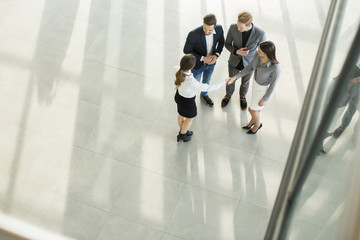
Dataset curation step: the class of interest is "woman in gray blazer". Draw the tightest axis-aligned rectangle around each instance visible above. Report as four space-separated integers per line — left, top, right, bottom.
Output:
229 41 280 134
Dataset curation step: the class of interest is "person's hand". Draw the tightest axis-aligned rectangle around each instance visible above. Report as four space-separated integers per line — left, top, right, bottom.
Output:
208 55 218 65
236 48 249 56
258 99 266 107
203 56 214 64
226 76 236 85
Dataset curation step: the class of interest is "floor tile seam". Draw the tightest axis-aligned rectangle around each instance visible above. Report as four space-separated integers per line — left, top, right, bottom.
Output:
162 233 187 240
165 182 242 240
55 192 114 215
290 215 329 229
31 7 105 26
162 181 187 234
0 32 103 65
99 215 173 240
240 197 275 212
162 182 241 237
94 212 167 240
237 199 274 211
225 199 242 240
92 111 189 145
8 127 94 153
122 0 197 18
71 142 193 185
98 105 160 123
0 34 97 74
38 12 106 55
5 191 60 232
106 172 131 216
46 193 168 238
53 145 246 203
116 0 212 22
108 207 171 233
80 114 101 150
183 175 245 200
195 134 259 157
0 119 41 135
226 200 272 240
253 153 289 166
101 64 172 84
100 162 186 218
77 105 163 147
0 33 36 47
0 176 57 212
70 143 134 162
0 174 8 189
48 90 115 109
94 213 108 240
96 103 160 123
3 176 55 196
183 182 241 202
0 33 68 57
240 158 256 204
81 27 184 64
149 118 176 131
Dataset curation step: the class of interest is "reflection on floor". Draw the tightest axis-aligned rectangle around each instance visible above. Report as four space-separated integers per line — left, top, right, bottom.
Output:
0 0 340 239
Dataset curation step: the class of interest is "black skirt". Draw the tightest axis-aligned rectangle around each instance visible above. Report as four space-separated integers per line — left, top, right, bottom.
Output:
174 90 197 118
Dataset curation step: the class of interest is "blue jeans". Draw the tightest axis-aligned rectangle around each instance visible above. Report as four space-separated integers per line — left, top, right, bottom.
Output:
191 64 215 96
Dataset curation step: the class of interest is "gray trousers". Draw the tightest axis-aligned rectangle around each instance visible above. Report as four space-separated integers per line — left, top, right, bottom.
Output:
225 62 252 98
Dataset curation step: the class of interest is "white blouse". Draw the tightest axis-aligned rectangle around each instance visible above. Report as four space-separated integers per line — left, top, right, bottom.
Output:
177 72 226 98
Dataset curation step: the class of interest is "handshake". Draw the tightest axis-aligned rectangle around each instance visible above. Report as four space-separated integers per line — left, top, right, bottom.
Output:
225 76 236 86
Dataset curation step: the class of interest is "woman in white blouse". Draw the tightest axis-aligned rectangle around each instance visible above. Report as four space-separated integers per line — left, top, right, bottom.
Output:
175 54 234 142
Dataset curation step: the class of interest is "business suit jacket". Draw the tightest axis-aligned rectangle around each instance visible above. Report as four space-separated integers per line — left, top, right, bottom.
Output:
225 24 265 68
183 25 225 69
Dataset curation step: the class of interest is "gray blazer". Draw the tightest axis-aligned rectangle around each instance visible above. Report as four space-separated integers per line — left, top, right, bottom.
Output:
225 24 265 68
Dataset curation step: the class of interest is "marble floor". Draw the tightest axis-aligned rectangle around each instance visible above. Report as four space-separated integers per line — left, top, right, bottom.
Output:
1 0 356 239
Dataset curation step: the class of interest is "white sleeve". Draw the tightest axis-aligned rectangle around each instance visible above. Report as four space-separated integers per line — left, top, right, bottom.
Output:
190 77 226 92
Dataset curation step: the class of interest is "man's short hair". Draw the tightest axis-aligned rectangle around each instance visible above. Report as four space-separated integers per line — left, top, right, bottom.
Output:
238 12 252 26
203 13 217 26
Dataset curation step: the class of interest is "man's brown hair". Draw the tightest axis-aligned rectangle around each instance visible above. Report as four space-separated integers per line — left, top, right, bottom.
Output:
203 13 217 26
238 12 252 26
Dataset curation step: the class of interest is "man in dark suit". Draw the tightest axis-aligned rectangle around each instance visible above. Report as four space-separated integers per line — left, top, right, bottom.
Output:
183 13 225 107
221 12 266 109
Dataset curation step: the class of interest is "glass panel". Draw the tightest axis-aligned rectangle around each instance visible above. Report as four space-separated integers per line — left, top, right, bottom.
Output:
280 0 360 238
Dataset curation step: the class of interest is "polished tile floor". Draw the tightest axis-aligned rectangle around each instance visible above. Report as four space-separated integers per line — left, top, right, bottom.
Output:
0 0 347 239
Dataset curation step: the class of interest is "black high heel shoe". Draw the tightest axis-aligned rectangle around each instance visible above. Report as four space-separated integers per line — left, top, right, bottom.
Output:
247 123 263 134
177 133 191 142
179 130 193 136
242 123 254 129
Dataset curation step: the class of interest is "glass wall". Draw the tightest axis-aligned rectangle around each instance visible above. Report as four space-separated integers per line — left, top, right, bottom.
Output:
265 0 360 238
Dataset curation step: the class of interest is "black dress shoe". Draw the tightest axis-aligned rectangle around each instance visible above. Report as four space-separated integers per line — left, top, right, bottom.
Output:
221 96 231 107
201 95 214 107
247 123 262 134
240 97 247 110
242 123 254 129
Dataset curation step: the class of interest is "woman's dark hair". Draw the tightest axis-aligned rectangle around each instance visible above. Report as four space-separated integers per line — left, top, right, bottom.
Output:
259 41 279 64
175 54 196 88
